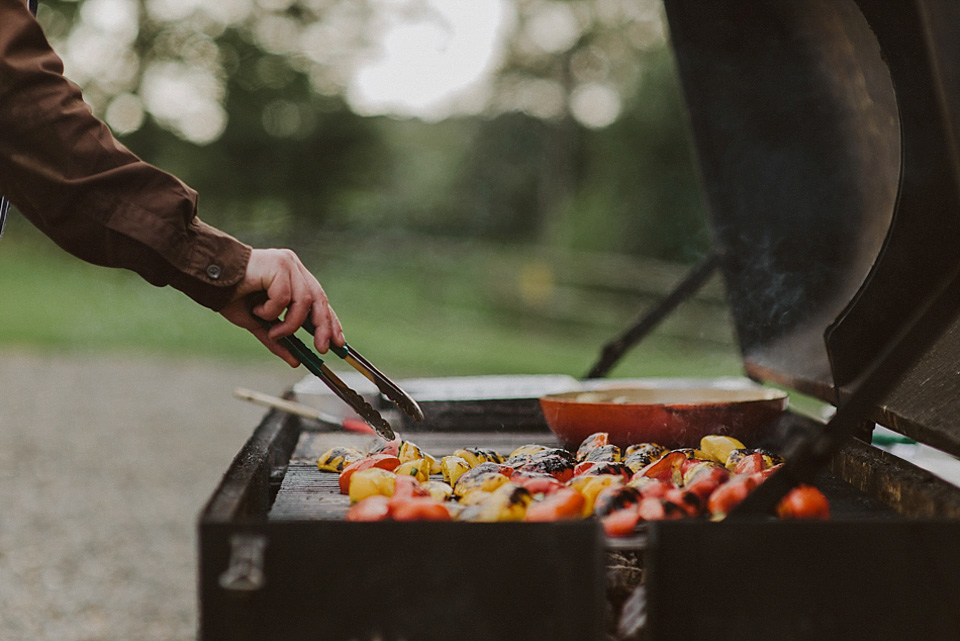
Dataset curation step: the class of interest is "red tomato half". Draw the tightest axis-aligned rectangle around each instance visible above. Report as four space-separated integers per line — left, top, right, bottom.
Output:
511 474 565 496
706 475 760 518
601 505 641 537
345 496 391 521
392 474 430 500
338 454 401 494
524 488 586 522
777 485 830 520
732 452 765 475
389 498 452 521
684 466 730 501
637 451 686 483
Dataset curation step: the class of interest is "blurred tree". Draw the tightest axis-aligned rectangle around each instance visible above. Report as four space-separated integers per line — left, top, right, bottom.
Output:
32 0 708 261
557 47 710 261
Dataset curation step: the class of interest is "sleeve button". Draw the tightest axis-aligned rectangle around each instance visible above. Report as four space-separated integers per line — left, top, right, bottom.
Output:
206 264 222 280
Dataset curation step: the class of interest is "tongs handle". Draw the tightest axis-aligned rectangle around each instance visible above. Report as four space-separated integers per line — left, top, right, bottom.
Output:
300 317 424 422
246 296 395 440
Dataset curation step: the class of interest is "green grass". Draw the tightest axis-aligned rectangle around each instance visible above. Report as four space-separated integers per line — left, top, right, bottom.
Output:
0 229 744 380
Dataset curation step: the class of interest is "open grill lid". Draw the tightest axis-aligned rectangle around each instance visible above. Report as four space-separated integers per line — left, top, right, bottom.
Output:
663 0 960 458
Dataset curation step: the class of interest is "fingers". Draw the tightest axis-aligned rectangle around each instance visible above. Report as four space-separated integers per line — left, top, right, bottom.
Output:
222 247 345 365
219 296 301 367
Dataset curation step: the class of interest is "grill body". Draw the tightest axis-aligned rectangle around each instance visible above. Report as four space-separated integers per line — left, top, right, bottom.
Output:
199 1 960 639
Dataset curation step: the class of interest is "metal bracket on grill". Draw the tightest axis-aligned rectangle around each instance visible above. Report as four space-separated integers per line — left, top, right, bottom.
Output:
584 252 720 379
218 533 268 592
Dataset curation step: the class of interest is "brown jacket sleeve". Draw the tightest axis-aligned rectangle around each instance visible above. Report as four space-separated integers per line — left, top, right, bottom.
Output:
0 0 251 310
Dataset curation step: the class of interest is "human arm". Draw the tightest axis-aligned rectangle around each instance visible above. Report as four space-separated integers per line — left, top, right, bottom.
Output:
0 0 343 360
0 0 249 309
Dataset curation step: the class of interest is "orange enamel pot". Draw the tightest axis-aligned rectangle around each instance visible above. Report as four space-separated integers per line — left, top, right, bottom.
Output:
539 384 788 450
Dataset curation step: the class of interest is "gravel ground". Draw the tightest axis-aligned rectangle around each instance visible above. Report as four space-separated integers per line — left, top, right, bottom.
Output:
0 350 302 641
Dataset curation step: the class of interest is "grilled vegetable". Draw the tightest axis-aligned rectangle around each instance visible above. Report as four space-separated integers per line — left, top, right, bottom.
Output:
346 495 391 521
573 460 631 480
462 461 515 478
390 497 452 521
601 505 642 536
635 450 686 484
368 438 401 457
636 496 688 521
637 497 667 521
707 475 760 518
338 454 401 494
454 470 511 499
576 432 610 461
759 449 785 467
317 446 364 472
624 442 667 464
510 473 565 496
504 453 534 468
396 441 441 474
392 474 430 499
529 448 576 464
732 451 765 475
725 448 782 471
457 483 532 522
348 467 396 503
662 487 703 517
672 448 708 460
682 463 730 501
397 441 424 463
440 455 472 486
393 459 432 483
525 487 586 522
777 485 830 519
347 486 450 521
628 476 671 498
583 444 621 463
571 475 624 517
699 435 745 465
592 485 642 518
422 480 454 502
681 460 728 486
517 453 575 482
398 440 426 463
508 444 548 459
454 447 503 467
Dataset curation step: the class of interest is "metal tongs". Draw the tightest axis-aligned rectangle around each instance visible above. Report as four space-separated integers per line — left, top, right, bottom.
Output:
250 298 423 440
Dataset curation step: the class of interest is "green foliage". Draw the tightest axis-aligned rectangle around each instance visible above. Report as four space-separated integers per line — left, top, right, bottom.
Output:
0 225 741 379
554 49 711 261
33 0 710 263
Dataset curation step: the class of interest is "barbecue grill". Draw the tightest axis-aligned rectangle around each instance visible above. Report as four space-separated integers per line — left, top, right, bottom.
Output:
198 1 960 639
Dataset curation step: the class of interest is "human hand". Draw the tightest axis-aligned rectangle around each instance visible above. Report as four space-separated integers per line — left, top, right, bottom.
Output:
220 248 345 367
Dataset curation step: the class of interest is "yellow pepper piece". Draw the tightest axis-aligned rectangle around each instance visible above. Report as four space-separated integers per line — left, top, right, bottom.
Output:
423 480 453 502
453 471 510 498
423 452 442 475
398 441 427 463
699 435 746 464
317 446 363 472
453 447 503 467
441 455 472 486
394 459 431 483
571 475 623 517
348 467 396 504
458 483 532 522
508 443 547 459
